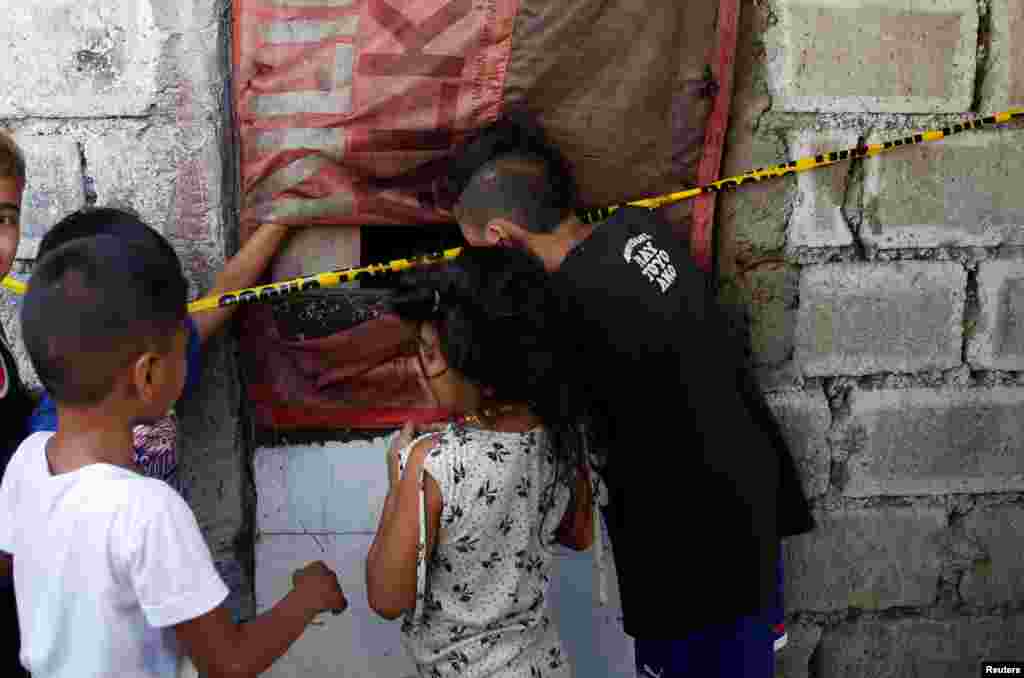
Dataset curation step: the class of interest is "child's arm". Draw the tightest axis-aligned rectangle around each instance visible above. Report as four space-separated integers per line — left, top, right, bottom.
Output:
191 223 290 345
175 561 346 678
366 434 443 620
555 463 595 551
129 483 344 678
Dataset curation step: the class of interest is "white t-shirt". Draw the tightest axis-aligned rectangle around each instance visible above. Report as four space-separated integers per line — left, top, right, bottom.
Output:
0 432 228 678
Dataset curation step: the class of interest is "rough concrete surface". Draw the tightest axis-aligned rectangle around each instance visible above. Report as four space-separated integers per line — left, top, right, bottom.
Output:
863 128 1024 250
958 505 1024 608
818 615 1024 678
713 0 1024 675
775 623 822 678
0 1 165 117
979 0 1024 112
765 0 978 113
726 264 802 366
765 387 832 498
782 506 947 612
795 262 966 376
968 259 1024 371
837 387 1024 497
786 128 860 249
177 338 244 559
84 125 222 245
12 135 85 260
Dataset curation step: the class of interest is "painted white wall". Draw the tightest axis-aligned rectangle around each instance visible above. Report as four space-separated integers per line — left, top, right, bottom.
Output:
254 435 635 678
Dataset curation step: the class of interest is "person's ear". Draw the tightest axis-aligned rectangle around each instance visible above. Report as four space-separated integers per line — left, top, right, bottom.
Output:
481 218 507 246
418 322 448 378
485 218 528 248
131 351 162 407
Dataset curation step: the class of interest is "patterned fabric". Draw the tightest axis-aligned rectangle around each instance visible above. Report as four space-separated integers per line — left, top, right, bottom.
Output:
133 415 185 497
398 424 573 678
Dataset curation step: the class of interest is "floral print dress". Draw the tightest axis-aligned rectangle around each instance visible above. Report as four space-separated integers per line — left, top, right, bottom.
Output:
398 424 577 678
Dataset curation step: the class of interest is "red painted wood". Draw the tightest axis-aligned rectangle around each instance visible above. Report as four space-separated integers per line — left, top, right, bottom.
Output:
690 0 741 273
256 404 456 430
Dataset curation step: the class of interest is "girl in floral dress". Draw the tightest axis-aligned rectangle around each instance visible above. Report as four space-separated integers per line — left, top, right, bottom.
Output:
367 246 601 678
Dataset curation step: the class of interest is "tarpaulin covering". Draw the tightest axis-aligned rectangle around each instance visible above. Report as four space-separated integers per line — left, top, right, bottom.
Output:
233 0 724 429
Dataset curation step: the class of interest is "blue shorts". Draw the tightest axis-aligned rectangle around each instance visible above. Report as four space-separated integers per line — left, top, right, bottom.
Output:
634 554 786 678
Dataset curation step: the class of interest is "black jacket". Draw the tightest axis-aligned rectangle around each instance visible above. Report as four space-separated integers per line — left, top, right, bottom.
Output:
551 208 813 638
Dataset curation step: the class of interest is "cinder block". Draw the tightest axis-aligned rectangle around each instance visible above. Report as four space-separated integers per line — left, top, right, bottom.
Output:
783 507 946 612
13 135 85 260
794 263 966 376
765 0 977 113
863 128 1024 249
959 505 1024 607
765 388 832 498
979 0 1024 111
0 1 164 117
786 129 859 249
85 126 221 242
775 624 822 678
967 260 1024 370
837 387 1024 497
818 616 1024 678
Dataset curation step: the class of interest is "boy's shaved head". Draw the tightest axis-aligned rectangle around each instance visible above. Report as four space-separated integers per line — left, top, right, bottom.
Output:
22 234 187 406
456 153 567 234
444 110 576 234
40 207 176 262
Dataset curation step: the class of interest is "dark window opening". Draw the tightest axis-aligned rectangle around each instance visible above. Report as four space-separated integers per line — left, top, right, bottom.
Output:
270 223 463 342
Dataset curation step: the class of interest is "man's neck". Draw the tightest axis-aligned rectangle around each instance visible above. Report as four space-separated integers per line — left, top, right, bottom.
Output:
48 405 138 475
531 216 594 272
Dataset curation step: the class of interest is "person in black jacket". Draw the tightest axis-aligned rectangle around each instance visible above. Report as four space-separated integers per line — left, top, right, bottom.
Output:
0 129 34 678
438 113 815 678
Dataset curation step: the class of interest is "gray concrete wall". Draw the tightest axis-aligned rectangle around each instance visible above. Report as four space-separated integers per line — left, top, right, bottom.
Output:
719 1 1024 676
0 0 253 620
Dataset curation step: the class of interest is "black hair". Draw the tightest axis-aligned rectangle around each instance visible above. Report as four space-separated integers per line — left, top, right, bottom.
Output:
389 246 593 545
39 207 179 266
21 234 188 406
440 109 577 234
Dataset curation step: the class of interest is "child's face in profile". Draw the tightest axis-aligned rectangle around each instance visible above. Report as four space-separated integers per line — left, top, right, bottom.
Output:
0 176 21 280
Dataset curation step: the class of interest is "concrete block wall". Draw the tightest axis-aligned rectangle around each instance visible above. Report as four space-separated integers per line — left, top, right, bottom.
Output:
720 1 1024 675
0 0 253 619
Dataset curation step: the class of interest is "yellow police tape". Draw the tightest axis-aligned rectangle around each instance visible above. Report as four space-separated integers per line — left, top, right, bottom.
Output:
186 248 465 313
2 277 25 295
3 107 1022 312
577 107 1024 223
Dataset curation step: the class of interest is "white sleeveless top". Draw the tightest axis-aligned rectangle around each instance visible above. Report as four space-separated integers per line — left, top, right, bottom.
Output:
398 424 581 678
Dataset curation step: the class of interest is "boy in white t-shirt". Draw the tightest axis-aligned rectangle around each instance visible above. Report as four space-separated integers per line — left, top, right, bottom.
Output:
0 233 347 678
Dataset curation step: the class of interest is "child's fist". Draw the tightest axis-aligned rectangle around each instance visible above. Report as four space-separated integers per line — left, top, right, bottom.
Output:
292 561 347 616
